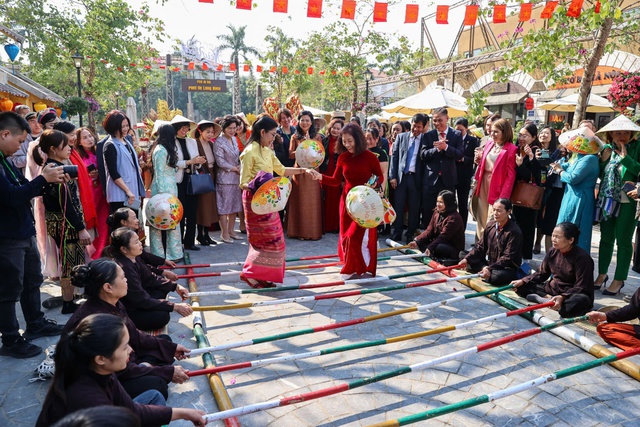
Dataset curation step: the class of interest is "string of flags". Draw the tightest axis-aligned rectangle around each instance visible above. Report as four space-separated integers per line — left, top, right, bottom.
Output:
198 0 601 22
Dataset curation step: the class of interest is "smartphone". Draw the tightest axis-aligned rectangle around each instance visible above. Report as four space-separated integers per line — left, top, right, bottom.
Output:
86 164 96 172
622 181 636 193
124 197 141 211
539 149 549 159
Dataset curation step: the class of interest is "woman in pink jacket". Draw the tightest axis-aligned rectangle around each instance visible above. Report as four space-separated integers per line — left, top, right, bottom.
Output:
473 118 517 239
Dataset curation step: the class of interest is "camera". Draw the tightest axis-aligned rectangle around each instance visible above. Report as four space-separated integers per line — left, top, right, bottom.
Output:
62 165 78 178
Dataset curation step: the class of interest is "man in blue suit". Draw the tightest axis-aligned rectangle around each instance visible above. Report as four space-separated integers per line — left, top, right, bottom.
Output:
388 113 429 243
419 107 463 228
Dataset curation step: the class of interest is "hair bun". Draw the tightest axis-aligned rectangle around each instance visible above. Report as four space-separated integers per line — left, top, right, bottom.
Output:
70 265 90 288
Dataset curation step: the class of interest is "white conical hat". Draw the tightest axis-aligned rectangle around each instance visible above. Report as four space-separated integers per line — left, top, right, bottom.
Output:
596 115 640 136
170 114 197 131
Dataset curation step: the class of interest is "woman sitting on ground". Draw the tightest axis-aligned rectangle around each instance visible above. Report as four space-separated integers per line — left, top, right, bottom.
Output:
65 259 191 400
408 190 465 265
459 198 523 285
36 313 206 427
110 227 192 331
513 222 594 318
587 287 640 350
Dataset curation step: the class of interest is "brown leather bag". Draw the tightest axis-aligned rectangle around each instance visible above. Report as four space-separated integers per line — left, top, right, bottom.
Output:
511 181 544 210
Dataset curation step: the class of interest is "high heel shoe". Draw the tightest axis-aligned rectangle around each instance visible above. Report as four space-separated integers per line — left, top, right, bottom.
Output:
602 280 625 296
221 236 234 244
230 234 244 240
196 236 211 246
594 274 609 290
203 235 217 245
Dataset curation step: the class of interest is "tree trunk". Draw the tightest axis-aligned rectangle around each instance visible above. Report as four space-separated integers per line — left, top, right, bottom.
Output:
233 58 241 114
86 62 97 128
572 17 613 128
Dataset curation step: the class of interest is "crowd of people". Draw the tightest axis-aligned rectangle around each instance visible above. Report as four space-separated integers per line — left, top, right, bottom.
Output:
2 102 640 425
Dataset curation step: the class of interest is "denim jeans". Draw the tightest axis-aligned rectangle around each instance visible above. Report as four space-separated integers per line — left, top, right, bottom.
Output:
132 389 167 406
0 237 45 344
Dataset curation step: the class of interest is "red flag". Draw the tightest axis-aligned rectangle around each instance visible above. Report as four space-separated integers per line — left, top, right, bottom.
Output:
294 69 300 74
540 1 558 19
566 0 584 17
331 70 337 75
307 0 322 18
187 62 195 70
229 63 236 71
373 2 387 23
216 64 223 71
493 4 507 23
307 67 314 74
257 65 263 72
344 71 350 76
273 0 288 13
519 3 532 21
159 65 165 69
236 0 252 10
282 66 288 74
595 0 601 13
144 65 151 70
173 67 180 72
464 5 479 26
117 67 123 72
243 64 250 72
202 63 209 71
436 5 449 24
198 0 213 3
405 4 419 23
340 0 356 19
270 66 277 73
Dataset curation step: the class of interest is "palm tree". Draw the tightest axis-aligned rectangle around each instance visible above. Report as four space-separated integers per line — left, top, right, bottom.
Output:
217 24 259 114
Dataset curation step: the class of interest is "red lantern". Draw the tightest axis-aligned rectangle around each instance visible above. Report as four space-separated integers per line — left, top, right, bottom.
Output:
524 97 534 110
0 98 13 112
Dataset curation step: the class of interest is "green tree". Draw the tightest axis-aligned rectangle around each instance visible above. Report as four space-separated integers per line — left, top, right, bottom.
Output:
496 0 640 127
3 0 164 127
260 26 298 106
217 24 259 114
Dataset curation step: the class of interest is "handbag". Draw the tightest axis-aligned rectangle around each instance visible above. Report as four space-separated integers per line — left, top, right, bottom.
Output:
187 173 215 195
511 181 544 210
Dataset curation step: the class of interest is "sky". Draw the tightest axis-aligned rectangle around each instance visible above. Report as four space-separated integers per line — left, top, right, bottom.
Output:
125 0 469 62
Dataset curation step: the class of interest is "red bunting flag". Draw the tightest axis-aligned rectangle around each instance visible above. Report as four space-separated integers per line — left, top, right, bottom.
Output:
282 66 288 74
373 2 387 23
320 70 326 75
540 1 558 19
187 62 194 70
493 4 507 23
202 63 209 71
273 0 288 13
464 5 479 26
595 0 601 12
307 67 314 74
117 67 123 72
243 64 250 72
405 4 419 23
341 0 356 19
236 0 252 10
566 0 584 17
294 69 300 74
519 3 532 21
159 65 165 69
344 71 350 76
257 65 263 72
436 5 449 24
216 64 223 71
270 66 277 73
307 0 322 18
173 67 180 72
229 63 236 71
129 62 136 67
144 65 151 70
331 70 337 75
198 0 213 3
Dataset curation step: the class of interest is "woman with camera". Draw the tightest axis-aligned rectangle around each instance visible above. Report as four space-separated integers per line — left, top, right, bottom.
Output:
34 130 91 314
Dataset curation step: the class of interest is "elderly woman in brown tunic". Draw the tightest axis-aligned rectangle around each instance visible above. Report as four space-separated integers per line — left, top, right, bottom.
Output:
513 222 594 318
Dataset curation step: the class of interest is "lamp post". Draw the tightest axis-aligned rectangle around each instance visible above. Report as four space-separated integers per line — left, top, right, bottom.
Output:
115 91 120 111
364 68 373 104
71 51 83 126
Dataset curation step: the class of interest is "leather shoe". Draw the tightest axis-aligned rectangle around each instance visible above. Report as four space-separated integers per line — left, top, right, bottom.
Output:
196 237 211 246
184 245 201 251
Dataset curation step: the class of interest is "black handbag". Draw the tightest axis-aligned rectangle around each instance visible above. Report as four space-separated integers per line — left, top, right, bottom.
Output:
187 173 215 195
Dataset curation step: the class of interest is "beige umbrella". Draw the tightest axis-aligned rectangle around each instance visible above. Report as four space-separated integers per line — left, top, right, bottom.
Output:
382 87 469 117
302 105 330 117
367 111 412 123
539 93 616 113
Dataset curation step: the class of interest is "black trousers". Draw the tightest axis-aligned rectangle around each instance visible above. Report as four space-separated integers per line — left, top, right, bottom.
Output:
128 288 171 331
177 180 198 247
466 258 516 286
421 179 454 229
392 173 420 242
515 281 593 318
456 182 472 229
633 223 640 272
513 206 538 260
0 237 45 344
417 241 460 261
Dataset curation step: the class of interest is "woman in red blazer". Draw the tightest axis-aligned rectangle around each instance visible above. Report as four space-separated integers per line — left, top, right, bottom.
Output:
473 118 517 239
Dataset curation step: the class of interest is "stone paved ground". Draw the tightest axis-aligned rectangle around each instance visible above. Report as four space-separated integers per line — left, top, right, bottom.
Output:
2 217 640 426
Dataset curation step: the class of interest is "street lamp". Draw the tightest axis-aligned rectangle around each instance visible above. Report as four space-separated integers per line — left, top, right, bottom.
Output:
71 51 83 126
115 91 120 110
364 68 374 104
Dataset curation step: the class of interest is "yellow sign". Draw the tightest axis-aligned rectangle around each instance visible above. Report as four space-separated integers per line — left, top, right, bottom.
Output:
554 66 624 89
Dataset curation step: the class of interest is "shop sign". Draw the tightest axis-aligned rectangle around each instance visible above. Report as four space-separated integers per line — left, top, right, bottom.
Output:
554 66 624 89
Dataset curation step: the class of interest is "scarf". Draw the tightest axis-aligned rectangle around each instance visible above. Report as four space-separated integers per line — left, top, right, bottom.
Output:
595 150 623 222
70 149 98 229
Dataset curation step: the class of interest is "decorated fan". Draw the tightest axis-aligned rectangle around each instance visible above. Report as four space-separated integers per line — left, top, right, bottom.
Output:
285 94 303 117
381 196 397 224
251 177 292 214
262 97 279 119
345 185 384 229
559 127 604 155
295 139 325 168
145 193 183 230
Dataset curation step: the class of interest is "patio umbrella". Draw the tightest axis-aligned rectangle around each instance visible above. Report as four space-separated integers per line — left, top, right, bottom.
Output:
538 93 616 113
382 87 469 117
367 111 412 122
126 97 138 136
302 105 330 117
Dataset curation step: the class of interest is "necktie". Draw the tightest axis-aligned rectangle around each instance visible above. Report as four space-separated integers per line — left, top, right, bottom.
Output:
404 137 415 174
440 132 446 140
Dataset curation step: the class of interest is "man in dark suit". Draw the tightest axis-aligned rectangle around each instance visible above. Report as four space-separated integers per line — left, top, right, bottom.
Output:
419 107 463 228
388 113 429 243
454 117 479 228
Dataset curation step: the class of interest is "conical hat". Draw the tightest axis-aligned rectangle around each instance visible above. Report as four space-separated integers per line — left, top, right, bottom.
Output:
151 120 170 136
170 114 197 131
295 139 326 168
559 127 604 155
145 193 183 230
596 115 640 136
251 177 292 214
345 186 384 229
191 120 222 139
